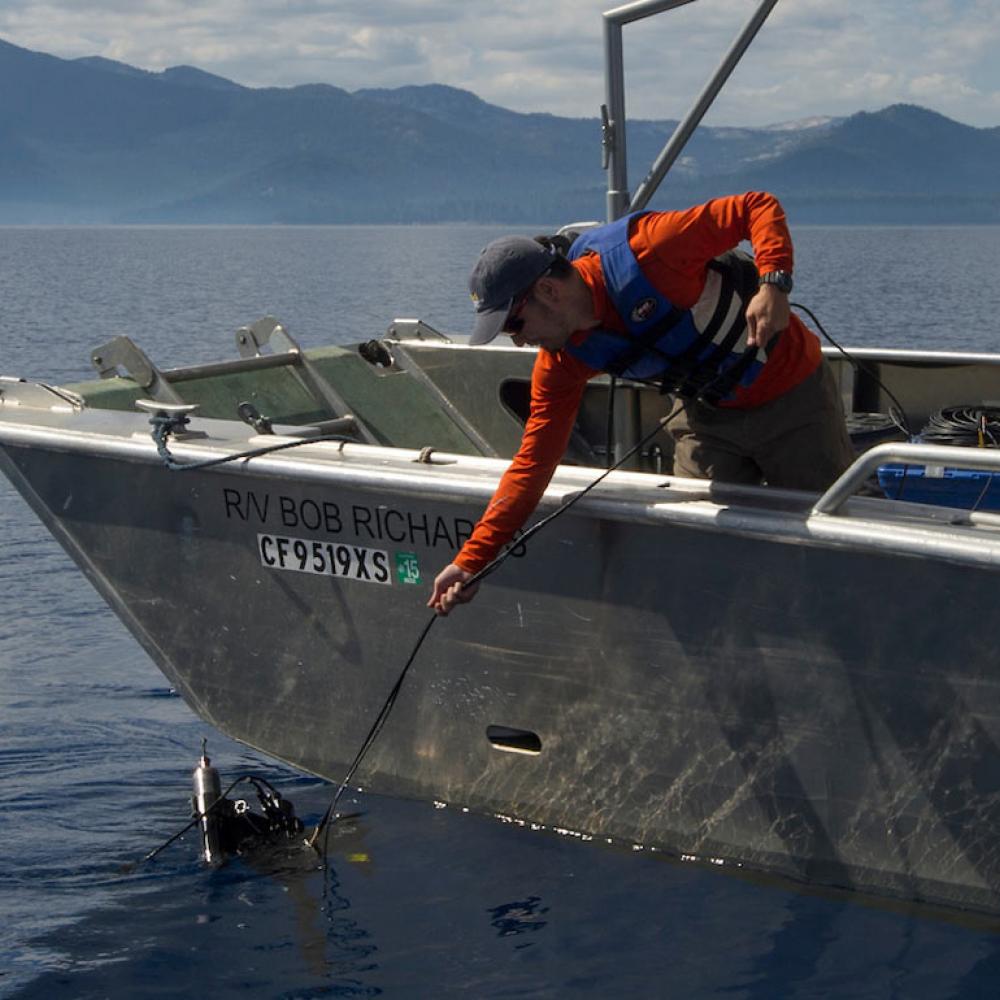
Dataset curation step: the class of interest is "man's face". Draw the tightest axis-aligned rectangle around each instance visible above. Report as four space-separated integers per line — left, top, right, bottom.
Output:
503 282 574 353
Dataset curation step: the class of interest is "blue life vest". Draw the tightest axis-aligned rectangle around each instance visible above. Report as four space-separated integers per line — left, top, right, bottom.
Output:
565 213 767 402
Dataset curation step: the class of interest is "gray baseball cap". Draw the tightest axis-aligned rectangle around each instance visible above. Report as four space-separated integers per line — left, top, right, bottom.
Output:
468 236 556 345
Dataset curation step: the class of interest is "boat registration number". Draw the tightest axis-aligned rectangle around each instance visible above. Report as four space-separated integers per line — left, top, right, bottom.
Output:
258 533 391 585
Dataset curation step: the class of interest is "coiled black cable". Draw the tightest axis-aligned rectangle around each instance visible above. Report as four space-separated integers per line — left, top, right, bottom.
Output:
917 406 1000 513
920 406 1000 447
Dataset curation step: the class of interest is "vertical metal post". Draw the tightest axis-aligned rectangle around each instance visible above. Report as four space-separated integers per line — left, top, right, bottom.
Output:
603 18 629 222
602 0 699 221
611 385 642 469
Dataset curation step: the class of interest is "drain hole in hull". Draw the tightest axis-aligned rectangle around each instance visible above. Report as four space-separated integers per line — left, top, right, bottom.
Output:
487 726 542 755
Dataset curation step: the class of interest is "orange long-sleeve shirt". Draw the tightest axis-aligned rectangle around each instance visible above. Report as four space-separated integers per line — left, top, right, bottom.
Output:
454 192 822 574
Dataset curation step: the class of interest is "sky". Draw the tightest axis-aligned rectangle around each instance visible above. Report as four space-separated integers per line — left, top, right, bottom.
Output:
2 0 999 128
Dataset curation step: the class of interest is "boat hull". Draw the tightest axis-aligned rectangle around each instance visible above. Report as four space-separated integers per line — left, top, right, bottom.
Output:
4 420 1000 915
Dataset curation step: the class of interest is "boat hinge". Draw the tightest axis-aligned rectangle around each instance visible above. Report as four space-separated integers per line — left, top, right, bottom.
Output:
91 336 186 404
600 104 614 171
385 318 452 342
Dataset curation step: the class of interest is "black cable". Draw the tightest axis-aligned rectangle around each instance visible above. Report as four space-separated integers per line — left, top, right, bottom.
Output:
152 304 896 876
306 403 683 862
970 473 995 515
145 386 679 875
917 407 1000 514
791 301 914 439
155 315 858 868
308 304 933 858
463 409 680 590
148 413 356 471
306 612 438 857
920 405 1000 447
148 402 677 858
304 317 876 860
155 303 880 868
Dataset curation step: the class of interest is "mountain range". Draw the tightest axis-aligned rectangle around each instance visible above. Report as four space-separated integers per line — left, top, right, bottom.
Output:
2 37 999 225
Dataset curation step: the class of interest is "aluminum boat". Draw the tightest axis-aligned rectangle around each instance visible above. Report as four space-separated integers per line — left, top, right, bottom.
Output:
4 0 1000 914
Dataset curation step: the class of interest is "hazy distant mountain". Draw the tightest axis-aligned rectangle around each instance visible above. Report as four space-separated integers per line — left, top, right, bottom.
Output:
1 37 998 224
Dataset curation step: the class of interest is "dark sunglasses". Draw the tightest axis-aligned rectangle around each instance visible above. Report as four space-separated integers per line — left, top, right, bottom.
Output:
502 266 550 335
503 291 530 335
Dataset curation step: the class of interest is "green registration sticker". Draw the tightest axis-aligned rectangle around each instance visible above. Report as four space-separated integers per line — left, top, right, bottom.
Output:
395 552 421 585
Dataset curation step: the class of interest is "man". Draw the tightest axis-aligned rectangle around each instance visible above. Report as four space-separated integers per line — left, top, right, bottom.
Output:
429 191 853 615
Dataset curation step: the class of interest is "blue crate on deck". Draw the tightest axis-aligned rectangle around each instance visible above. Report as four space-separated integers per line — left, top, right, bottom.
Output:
877 463 1000 510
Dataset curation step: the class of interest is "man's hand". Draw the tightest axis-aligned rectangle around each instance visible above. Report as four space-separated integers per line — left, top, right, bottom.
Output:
745 284 790 348
428 563 480 616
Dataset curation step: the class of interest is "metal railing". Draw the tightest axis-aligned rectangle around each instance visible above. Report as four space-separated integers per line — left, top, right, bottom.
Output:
602 0 780 221
812 442 1000 516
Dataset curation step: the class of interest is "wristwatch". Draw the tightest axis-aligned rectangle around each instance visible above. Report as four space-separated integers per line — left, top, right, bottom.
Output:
759 270 793 294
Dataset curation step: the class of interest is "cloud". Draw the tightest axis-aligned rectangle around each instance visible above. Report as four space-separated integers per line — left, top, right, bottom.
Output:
910 73 979 102
1 0 999 126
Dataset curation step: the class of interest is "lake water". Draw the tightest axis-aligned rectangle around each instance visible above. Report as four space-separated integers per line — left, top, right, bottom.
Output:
3 224 1000 999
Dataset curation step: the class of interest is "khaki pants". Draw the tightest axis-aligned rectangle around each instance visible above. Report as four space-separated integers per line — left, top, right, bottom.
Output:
669 360 855 491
